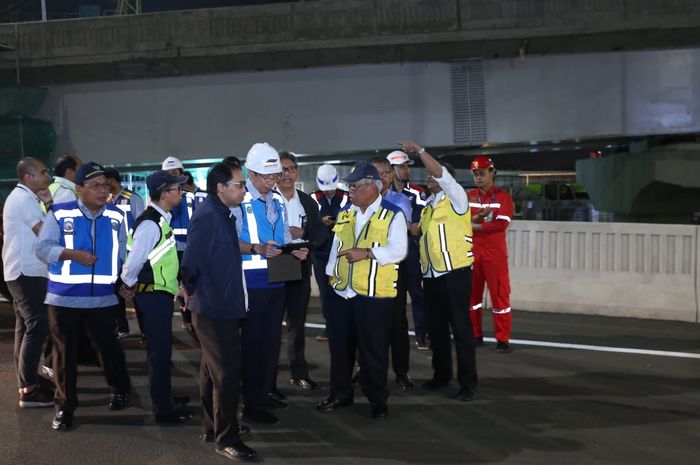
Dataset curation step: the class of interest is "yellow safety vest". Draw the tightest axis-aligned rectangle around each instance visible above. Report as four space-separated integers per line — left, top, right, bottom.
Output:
330 202 399 298
419 195 474 274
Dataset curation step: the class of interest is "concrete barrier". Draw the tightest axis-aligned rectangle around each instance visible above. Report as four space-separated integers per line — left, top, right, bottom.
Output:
507 221 699 322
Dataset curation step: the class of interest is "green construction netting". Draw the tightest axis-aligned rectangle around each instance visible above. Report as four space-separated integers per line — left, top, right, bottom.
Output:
0 82 48 117
0 117 55 178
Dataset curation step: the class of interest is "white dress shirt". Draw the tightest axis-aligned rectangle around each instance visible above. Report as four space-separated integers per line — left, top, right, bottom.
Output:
325 194 407 299
2 184 47 280
281 189 306 244
120 204 171 287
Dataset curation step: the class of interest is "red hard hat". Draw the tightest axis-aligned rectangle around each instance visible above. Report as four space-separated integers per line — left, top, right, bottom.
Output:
471 156 495 171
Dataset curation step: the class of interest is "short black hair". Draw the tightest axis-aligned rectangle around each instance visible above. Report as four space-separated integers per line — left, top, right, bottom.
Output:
222 156 241 169
54 154 79 177
17 157 40 179
369 156 390 167
183 171 195 185
207 163 240 194
442 162 456 177
278 151 298 168
103 168 121 182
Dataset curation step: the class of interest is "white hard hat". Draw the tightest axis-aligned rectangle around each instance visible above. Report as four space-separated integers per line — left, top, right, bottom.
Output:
386 150 414 166
162 156 184 171
244 143 281 174
316 164 339 191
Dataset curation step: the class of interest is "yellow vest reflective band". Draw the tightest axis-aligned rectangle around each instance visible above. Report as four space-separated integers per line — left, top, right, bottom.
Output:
330 203 399 298
419 196 474 274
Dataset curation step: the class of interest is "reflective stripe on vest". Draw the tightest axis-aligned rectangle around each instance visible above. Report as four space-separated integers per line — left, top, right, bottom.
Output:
241 192 267 271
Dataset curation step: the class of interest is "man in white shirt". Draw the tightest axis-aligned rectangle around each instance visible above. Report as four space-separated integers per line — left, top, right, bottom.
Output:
2 157 54 408
317 161 407 419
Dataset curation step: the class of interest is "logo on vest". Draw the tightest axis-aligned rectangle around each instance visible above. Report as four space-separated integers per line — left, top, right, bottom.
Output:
246 206 253 214
63 219 74 235
111 220 120 231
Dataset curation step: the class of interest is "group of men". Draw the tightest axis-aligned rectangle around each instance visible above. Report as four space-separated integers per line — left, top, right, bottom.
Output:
2 141 513 463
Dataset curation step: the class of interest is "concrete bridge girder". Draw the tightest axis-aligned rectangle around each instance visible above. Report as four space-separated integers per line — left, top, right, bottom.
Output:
1 0 700 84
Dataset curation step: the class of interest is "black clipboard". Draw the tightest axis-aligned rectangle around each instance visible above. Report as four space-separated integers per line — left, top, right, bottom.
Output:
279 241 312 253
267 253 302 283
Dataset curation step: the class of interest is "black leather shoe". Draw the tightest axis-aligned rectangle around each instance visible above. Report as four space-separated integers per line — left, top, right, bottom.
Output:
371 403 389 420
155 408 192 424
108 392 129 411
456 388 476 402
242 407 279 424
51 410 73 431
215 441 258 462
395 373 415 390
496 341 511 353
290 377 318 390
268 386 287 401
422 378 450 390
264 396 288 410
316 397 353 412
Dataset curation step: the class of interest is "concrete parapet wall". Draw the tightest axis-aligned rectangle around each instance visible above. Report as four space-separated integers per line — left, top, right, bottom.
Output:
508 220 699 322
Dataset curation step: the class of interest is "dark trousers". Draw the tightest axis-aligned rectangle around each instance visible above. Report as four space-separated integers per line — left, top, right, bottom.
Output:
423 267 478 391
193 313 242 448
406 243 427 338
241 287 285 411
48 305 131 412
8 276 49 389
114 278 130 334
327 292 393 406
134 291 175 414
312 253 332 321
391 264 410 375
284 274 312 380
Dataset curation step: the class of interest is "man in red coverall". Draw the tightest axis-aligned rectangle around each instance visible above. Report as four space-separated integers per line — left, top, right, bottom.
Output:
467 156 514 353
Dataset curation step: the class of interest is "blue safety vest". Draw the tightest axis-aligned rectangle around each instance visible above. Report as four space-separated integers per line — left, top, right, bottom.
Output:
239 191 286 288
171 191 195 246
111 189 136 233
47 201 124 297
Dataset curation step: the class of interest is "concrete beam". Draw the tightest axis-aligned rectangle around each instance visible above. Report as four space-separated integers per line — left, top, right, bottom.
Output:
2 0 700 84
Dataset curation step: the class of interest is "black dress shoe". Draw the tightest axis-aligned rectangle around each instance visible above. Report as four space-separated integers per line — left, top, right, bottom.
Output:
496 341 511 353
456 388 475 402
268 386 287 401
108 392 130 411
215 441 258 462
242 407 279 424
290 377 318 390
371 403 389 419
264 396 287 410
422 378 450 390
395 373 415 390
155 408 192 424
51 410 73 431
316 397 353 412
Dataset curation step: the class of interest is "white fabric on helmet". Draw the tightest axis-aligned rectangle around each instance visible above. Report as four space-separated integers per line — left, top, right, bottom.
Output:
386 150 414 166
162 156 184 170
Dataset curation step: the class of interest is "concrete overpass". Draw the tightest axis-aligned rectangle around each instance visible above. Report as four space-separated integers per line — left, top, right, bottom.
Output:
2 0 700 84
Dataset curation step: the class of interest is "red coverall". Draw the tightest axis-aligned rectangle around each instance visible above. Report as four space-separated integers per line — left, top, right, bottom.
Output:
467 185 513 343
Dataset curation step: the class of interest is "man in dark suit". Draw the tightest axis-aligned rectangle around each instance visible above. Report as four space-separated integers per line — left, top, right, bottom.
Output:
276 152 329 391
180 163 257 462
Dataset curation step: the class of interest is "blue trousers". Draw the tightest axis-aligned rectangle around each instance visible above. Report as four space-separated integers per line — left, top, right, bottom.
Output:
134 291 175 414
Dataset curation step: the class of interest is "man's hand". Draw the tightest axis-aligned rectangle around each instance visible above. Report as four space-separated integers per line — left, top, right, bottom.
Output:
474 207 492 222
62 249 97 266
291 247 309 261
396 140 422 154
258 241 282 258
409 223 421 236
289 226 305 240
338 248 371 263
321 215 336 227
119 283 135 301
175 285 189 310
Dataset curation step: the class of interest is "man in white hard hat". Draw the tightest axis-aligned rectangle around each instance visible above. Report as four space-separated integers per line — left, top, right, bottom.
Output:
387 150 429 351
232 143 308 425
309 164 348 342
161 156 198 340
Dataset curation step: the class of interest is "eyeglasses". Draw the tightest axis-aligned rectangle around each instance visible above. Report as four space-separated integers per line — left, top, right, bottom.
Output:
255 172 280 181
282 166 297 174
226 180 246 189
347 181 373 191
165 186 183 193
83 182 110 191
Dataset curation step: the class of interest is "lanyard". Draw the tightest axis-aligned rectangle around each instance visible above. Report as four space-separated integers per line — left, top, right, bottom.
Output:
476 187 496 209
